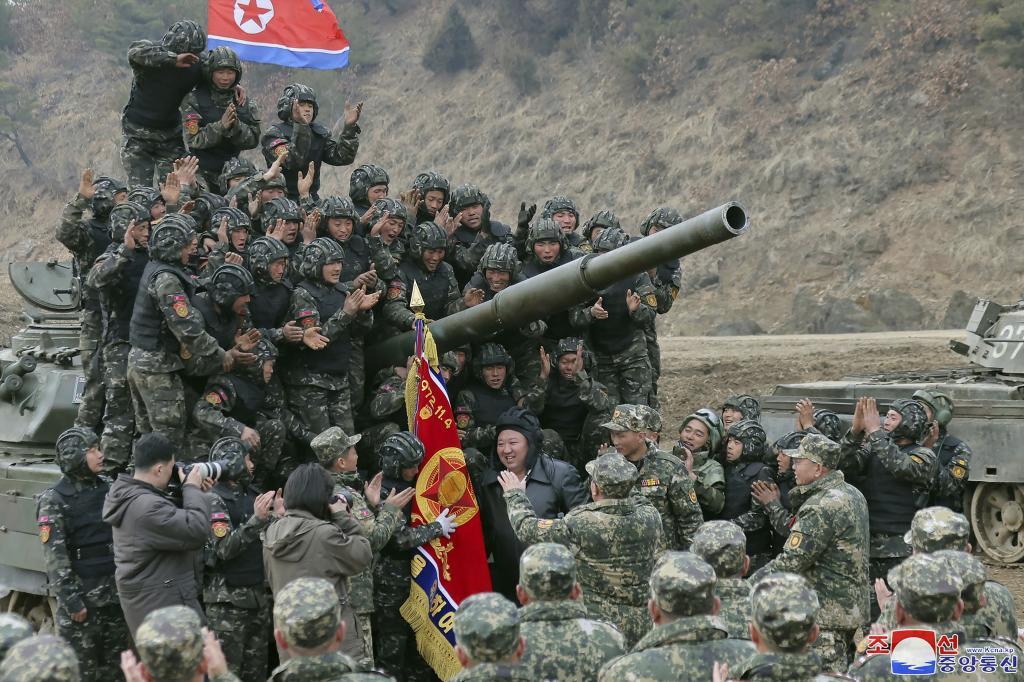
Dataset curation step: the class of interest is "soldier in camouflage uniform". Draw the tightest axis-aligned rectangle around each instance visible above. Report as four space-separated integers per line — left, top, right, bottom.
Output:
382 221 461 334
204 207 251 275
364 197 410 282
690 521 751 640
515 543 627 682
455 342 536 453
848 553 1023 681
570 226 657 406
121 20 205 187
500 451 662 646
721 394 761 430
203 438 274 682
348 163 390 226
131 605 241 682
719 419 775 572
355 365 406 475
446 184 515 289
36 428 129 681
0 635 79 682
577 209 621 254
676 411 727 516
751 434 870 672
541 195 585 249
453 593 530 682
0 613 32 661
639 207 685 409
598 551 756 681
912 389 972 512
408 170 450 226
604 404 703 551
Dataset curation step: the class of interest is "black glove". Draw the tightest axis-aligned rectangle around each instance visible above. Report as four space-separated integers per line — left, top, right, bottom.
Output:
517 201 536 230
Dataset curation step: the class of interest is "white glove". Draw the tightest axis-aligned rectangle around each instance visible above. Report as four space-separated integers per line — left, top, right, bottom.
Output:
436 508 458 539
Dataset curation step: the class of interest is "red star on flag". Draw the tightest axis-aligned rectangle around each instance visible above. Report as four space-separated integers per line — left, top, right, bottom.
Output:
237 0 270 29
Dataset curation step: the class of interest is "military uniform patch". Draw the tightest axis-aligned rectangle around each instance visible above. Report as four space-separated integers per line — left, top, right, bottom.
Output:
272 140 288 158
387 286 402 301
205 391 222 406
180 345 192 360
456 414 470 429
357 508 372 519
639 478 660 488
670 287 679 301
184 114 200 136
171 293 189 318
910 455 925 465
297 310 316 329
952 465 966 480
39 524 50 543
212 521 229 538
787 531 803 549
537 519 554 529
688 489 698 504
645 294 657 307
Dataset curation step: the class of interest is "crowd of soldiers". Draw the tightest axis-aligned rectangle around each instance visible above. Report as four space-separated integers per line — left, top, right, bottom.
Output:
8 17 1019 682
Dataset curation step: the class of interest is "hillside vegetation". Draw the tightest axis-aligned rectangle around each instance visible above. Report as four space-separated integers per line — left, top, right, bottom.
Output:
1 0 1023 338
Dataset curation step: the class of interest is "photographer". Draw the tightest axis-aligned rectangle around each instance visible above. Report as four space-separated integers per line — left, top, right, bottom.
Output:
102 432 215 636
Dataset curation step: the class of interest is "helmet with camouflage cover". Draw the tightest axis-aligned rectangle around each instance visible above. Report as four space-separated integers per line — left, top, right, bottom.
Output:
276 82 318 122
204 45 242 88
208 263 255 309
892 552 963 622
541 195 579 226
478 242 518 273
274 576 341 648
582 210 621 241
751 572 820 652
721 394 761 422
440 351 460 373
349 164 390 206
149 213 198 263
691 521 746 578
473 342 513 377
220 156 257 190
135 606 204 682
91 175 126 219
912 389 954 427
162 19 206 55
127 186 164 210
725 419 767 461
590 226 629 253
262 197 302 226
0 634 79 682
190 192 228 231
771 430 806 454
299 237 345 281
55 426 99 476
412 170 450 203
109 200 151 242
379 431 425 478
260 173 287 193
811 408 843 441
411 221 448 258
371 196 408 225
247 236 289 283
317 195 360 236
889 398 930 442
455 592 521 663
526 217 566 253
554 336 593 372
649 551 717 617
680 409 723 454
449 184 491 214
210 206 251 238
639 207 685 236
0 613 32 661
209 436 250 485
519 543 577 601
310 426 362 468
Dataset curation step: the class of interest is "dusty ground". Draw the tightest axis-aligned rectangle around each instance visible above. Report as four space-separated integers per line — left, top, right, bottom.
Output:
655 330 1024 625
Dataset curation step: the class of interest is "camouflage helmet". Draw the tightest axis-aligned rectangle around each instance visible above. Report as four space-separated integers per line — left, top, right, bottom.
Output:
276 82 318 122
349 164 390 206
127 185 164 210
892 552 964 622
260 173 287 192
149 213 197 263
582 210 621 241
590 226 630 253
811 409 843 441
0 634 79 682
725 419 767 461
526 217 566 253
721 394 760 422
310 426 362 468
691 520 747 578
449 184 490 214
208 263 255 309
904 506 971 553
411 221 448 258
751 572 820 652
162 19 206 55
772 430 806 454
247 236 290 283
454 593 521 663
411 170 450 201
210 206 251 237
273 576 341 648
317 195 360 235
478 242 518 273
135 606 204 682
91 175 125 218
639 207 685 236
888 398 930 442
0 613 32 661
209 436 250 485
680 410 723 453
299 237 345 281
912 389 954 427
204 45 242 87
473 342 513 376
55 426 99 476
541 195 579 225
262 197 302 225
109 200 150 242
440 351 460 373
519 543 577 600
379 431 425 478
189 192 228 231
220 156 257 190
371 196 408 225
649 551 717 617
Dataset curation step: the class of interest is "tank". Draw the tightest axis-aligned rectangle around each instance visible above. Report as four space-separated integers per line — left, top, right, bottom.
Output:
759 297 1024 563
0 260 84 629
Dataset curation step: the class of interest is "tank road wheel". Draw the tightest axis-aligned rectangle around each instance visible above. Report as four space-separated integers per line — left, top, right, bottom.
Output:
970 482 1024 563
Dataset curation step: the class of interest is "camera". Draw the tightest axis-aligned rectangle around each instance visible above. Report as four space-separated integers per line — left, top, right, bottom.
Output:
178 460 227 481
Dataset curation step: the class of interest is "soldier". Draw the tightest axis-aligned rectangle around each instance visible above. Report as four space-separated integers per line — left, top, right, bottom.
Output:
247 236 299 344
751 434 870 672
261 83 362 202
455 342 535 453
604 404 703 551
499 451 662 646
516 543 627 682
795 399 845 442
751 431 806 551
220 156 259 195
318 196 376 288
121 20 205 187
446 184 515 288
676 411 727 516
192 264 255 361
37 428 129 681
128 185 168 222
0 635 79 682
721 394 762 430
578 209 620 253
719 419 774 571
598 551 756 681
409 170 450 226
382 221 461 333
912 389 972 511
348 163 390 221
639 207 685 408
355 365 407 475
522 218 583 348
841 397 937 618
204 208 251 273
541 195 585 249
0 613 32 662
259 198 305 275
365 197 411 281
453 593 530 682
570 226 657 406
690 521 752 640
126 606 239 682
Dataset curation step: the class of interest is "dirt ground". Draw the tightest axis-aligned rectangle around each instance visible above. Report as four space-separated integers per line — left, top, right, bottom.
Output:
655 330 1024 625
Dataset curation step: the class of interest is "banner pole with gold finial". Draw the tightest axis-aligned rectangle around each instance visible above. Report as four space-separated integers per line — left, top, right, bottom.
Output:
405 281 437 428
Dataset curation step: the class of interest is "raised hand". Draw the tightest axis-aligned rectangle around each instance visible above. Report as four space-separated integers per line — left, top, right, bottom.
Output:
384 485 416 510
218 217 230 244
281 320 304 343
590 297 608 320
851 397 866 435
78 168 95 199
344 100 364 126
750 480 780 505
175 52 200 68
364 472 383 508
301 207 320 243
124 220 137 251
369 210 391 237
863 397 881 433
538 346 550 381
517 201 536 229
234 84 247 106
463 287 485 308
224 252 244 265
795 398 815 430
253 490 275 521
498 470 526 493
160 170 181 205
235 328 261 351
263 151 287 182
625 289 642 313
302 326 329 350
572 342 585 375
220 102 237 129
268 218 287 242
297 162 316 198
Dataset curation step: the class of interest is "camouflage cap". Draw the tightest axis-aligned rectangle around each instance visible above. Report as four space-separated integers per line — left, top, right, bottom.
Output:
635 404 663 433
274 576 341 648
786 433 841 470
136 606 204 682
310 427 362 467
903 506 970 552
519 543 577 601
893 553 964 622
751 572 820 651
0 634 79 681
0 613 32 661
601 404 647 433
932 550 986 609
690 521 746 578
584 452 638 498
454 592 521 663
649 551 717 617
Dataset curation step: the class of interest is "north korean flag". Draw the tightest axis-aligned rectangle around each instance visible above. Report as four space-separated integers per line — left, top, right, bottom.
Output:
208 0 350 70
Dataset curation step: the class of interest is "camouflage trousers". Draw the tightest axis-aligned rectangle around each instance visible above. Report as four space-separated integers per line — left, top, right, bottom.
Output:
595 346 653 407
127 365 187 445
75 307 105 430
812 627 856 673
350 341 366 412
120 118 186 188
57 602 130 682
100 342 134 473
285 381 354 436
585 599 650 649
644 327 661 409
207 600 271 682
355 612 374 670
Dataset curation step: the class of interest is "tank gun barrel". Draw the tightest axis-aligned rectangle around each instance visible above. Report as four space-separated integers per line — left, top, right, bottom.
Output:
368 201 749 370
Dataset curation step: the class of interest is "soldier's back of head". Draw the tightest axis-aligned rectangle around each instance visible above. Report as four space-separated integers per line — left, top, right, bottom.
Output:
135 606 204 682
0 634 79 682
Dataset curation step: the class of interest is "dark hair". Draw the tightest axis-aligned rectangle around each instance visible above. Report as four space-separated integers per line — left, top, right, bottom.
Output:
134 432 175 470
283 463 333 519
